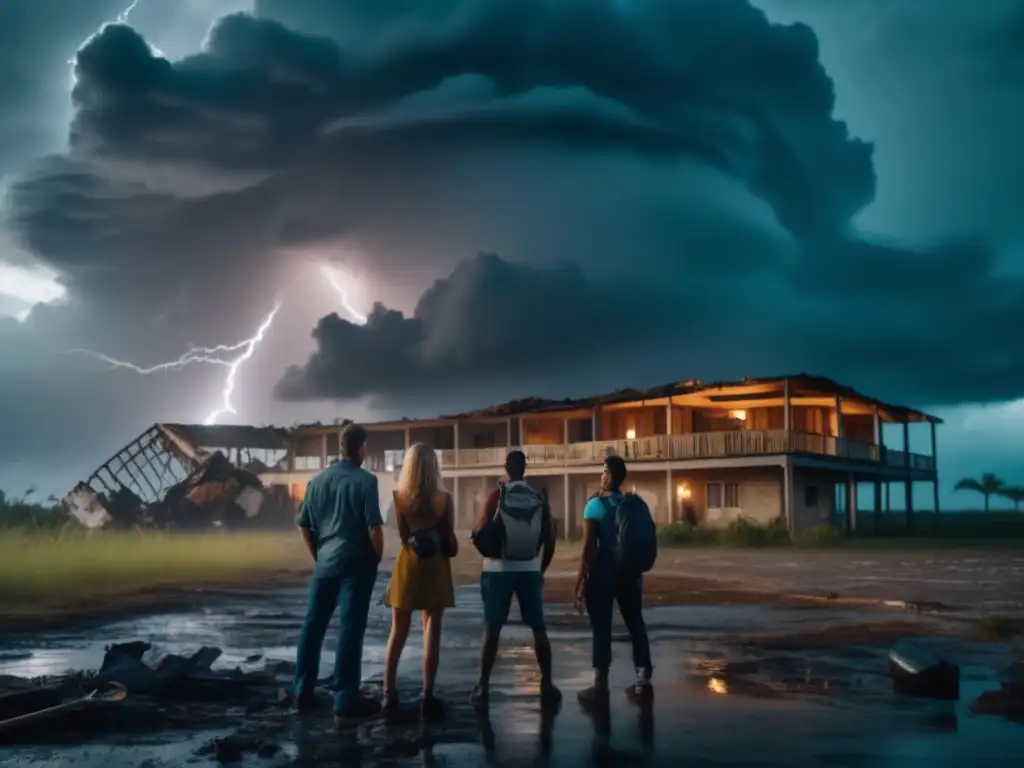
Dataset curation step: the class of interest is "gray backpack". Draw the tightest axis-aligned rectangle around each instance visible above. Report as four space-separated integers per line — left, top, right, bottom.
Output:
498 481 545 560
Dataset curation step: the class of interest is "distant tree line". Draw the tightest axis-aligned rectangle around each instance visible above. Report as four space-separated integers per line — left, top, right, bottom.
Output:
0 487 67 529
954 473 1024 512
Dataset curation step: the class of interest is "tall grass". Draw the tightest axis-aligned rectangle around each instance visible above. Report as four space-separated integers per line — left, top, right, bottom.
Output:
0 530 309 609
657 516 795 548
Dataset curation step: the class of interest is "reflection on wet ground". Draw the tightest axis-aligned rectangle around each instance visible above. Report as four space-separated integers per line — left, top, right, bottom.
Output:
1 575 1022 766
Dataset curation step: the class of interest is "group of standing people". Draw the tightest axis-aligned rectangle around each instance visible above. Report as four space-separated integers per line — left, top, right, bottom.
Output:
293 423 654 726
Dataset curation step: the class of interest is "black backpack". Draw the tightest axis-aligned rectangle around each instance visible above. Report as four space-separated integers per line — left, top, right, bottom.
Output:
601 493 658 574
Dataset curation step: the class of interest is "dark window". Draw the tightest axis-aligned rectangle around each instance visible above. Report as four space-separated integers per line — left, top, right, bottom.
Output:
724 483 739 508
805 485 819 508
708 482 740 509
707 482 722 509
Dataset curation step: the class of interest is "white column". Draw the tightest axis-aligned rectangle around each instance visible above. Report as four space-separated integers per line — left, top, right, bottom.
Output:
563 417 570 444
847 472 857 532
506 418 512 447
783 457 794 537
665 469 673 524
591 408 598 441
872 405 881 461
518 416 525 448
320 433 328 469
453 420 460 468
930 419 940 518
563 473 571 540
783 378 792 452
403 426 410 450
453 476 462 529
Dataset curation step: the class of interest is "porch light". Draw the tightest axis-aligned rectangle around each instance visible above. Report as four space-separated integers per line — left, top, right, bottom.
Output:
625 428 636 440
676 483 691 500
708 677 728 695
729 409 747 421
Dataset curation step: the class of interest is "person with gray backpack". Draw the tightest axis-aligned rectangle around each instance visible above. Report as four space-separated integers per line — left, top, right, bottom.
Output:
470 450 560 707
573 454 657 707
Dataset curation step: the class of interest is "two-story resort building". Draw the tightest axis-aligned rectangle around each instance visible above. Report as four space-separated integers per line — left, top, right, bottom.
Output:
65 374 940 535
257 374 941 537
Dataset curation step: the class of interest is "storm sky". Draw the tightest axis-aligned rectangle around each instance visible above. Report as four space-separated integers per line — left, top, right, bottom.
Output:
1 0 1022 505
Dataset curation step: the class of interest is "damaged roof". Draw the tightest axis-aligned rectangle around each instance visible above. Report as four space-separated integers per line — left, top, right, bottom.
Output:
437 373 942 424
158 423 292 451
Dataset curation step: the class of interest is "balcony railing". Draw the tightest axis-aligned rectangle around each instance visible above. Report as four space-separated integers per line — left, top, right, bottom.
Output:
428 430 933 472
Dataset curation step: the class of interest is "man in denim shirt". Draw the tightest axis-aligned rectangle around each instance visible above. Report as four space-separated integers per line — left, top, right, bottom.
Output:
294 423 384 724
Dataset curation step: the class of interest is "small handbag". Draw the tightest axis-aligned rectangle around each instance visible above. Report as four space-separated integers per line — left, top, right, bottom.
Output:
406 494 458 559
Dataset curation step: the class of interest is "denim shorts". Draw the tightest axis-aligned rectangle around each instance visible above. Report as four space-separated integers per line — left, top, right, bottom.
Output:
480 570 545 631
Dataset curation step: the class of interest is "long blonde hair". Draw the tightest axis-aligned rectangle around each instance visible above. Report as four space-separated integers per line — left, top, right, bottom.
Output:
395 442 444 513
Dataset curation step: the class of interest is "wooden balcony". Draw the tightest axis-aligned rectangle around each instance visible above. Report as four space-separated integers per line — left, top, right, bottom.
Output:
421 430 935 472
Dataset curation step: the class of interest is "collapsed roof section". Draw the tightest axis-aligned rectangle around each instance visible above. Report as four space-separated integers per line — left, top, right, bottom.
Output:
65 424 292 529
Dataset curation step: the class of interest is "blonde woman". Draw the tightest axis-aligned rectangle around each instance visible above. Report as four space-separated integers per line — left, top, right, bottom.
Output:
383 442 458 719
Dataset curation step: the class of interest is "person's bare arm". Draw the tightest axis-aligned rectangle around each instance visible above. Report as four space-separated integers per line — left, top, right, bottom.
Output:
474 487 501 532
365 475 385 563
296 488 318 563
299 525 317 562
443 493 460 557
394 492 412 542
539 502 556 573
575 518 598 599
369 526 384 562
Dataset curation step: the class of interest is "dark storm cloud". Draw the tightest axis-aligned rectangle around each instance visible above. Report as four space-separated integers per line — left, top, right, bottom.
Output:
19 3 873 237
3 0 1024 492
280 238 1024 408
276 252 699 401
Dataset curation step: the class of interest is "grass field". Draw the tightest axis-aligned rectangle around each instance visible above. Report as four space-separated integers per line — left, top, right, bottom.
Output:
0 530 311 609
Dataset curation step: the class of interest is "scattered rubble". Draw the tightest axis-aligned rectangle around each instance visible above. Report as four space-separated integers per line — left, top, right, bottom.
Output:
0 640 295 745
888 641 960 700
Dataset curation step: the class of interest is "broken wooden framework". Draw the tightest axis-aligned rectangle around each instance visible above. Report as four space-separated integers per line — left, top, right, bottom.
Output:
66 424 293 529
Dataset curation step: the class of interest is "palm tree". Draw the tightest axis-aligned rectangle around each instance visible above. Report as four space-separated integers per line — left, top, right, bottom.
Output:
999 486 1024 513
954 473 1005 513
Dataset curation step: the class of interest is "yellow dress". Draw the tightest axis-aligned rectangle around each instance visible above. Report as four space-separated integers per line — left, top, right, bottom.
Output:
384 490 456 611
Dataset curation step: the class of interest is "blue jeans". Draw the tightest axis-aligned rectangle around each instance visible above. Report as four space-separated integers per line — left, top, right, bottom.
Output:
293 561 377 712
481 570 546 631
585 568 652 674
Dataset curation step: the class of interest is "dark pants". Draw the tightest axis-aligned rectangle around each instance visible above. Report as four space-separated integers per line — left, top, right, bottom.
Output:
585 569 652 674
294 561 377 712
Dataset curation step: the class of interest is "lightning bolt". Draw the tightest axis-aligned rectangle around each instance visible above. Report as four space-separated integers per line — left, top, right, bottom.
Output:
321 265 368 324
117 0 141 23
67 303 281 425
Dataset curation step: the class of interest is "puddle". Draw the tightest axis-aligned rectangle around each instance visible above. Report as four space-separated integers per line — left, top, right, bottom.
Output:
1 575 1022 765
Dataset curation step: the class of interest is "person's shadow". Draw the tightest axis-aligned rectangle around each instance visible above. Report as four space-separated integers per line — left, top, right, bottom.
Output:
582 694 655 762
475 699 560 764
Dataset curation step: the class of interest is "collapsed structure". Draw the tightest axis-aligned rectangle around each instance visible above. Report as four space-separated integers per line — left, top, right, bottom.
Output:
65 424 300 530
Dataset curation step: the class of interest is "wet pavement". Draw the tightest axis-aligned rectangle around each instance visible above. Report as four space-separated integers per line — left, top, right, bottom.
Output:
649 550 1024 614
1 573 1022 766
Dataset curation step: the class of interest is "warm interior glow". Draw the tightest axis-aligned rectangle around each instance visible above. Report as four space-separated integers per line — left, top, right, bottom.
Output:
728 409 747 421
676 483 691 500
625 428 636 440
708 677 728 695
